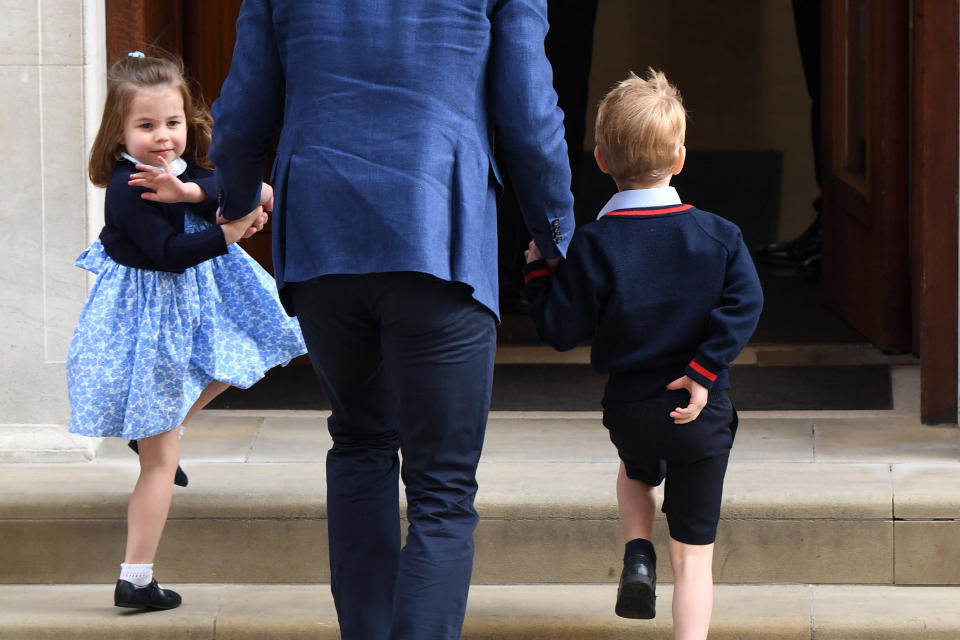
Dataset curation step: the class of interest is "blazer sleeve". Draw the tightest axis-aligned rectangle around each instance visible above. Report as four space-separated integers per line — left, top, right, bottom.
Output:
684 233 764 388
488 0 575 259
210 0 284 221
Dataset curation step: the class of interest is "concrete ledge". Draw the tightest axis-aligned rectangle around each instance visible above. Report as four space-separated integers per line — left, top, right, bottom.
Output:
894 521 960 584
892 464 960 518
1 584 959 640
0 425 99 462
0 460 938 585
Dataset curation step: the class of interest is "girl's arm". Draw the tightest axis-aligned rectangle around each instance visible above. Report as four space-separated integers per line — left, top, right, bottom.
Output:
107 174 237 273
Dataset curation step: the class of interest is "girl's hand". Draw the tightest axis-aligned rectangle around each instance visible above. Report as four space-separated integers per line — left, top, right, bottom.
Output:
217 208 268 239
129 156 203 204
244 210 269 238
220 208 263 245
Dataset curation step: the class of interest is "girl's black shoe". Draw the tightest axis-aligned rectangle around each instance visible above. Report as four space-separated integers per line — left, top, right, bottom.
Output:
128 440 189 487
114 579 182 610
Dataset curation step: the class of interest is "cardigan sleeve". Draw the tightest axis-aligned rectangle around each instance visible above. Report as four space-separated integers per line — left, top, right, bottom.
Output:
183 170 221 221
522 231 607 351
105 179 228 273
684 233 764 388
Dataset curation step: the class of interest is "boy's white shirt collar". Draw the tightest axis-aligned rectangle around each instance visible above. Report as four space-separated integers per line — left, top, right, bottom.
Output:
596 186 682 219
121 152 188 177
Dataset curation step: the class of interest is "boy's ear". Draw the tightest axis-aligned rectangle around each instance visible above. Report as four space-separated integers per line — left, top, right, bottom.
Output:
594 146 610 175
672 145 686 175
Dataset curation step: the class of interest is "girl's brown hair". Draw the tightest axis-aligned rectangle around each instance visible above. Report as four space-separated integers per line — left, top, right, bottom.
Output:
88 52 213 187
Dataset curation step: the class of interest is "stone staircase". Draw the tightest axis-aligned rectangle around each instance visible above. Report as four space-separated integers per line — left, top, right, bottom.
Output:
1 349 959 638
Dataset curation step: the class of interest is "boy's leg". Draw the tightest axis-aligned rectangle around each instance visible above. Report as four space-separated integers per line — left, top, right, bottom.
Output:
661 451 731 639
604 401 665 620
617 460 658 540
615 461 660 619
668 538 714 640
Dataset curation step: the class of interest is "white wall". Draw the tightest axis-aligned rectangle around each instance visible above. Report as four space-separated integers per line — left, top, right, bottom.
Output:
0 0 104 460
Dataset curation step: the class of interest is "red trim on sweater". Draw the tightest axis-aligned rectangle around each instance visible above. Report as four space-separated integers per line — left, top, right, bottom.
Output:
524 268 551 283
604 204 693 216
688 360 717 381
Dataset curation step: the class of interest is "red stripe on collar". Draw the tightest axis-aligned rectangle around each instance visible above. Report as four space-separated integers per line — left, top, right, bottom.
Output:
604 204 693 216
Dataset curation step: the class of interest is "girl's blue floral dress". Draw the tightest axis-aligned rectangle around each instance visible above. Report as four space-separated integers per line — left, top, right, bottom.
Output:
67 212 307 440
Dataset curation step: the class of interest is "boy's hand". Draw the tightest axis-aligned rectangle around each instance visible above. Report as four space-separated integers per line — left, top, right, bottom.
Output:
524 240 543 264
129 157 202 204
525 240 560 270
665 375 708 424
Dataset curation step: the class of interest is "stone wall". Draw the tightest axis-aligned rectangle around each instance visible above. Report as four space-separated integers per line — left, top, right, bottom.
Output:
0 0 104 460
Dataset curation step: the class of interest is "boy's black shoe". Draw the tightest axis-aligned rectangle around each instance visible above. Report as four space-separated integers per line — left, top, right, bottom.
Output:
615 553 656 619
128 440 189 487
114 579 182 610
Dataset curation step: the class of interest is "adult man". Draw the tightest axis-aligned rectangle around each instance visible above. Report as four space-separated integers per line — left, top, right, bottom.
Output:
210 2 575 638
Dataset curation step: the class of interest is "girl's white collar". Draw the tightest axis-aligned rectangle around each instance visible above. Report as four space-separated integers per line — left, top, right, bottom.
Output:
121 152 187 177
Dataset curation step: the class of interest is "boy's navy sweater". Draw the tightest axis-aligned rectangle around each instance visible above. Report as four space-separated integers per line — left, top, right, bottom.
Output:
98 159 227 273
522 203 763 404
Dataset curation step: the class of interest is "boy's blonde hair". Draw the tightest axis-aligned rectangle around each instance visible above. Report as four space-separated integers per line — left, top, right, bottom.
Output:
88 53 213 187
594 68 686 186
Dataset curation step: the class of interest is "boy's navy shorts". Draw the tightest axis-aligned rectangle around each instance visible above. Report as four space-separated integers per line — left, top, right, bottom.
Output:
602 388 738 546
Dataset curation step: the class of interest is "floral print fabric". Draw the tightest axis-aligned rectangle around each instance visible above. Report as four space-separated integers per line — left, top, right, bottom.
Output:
67 213 306 440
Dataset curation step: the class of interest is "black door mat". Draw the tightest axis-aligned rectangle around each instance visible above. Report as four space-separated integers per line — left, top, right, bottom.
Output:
207 363 891 412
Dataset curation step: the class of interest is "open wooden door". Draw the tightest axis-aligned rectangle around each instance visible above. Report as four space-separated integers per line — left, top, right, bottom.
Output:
912 0 959 423
820 0 910 353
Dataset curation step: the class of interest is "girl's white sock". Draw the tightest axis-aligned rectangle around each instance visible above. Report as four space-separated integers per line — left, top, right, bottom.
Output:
119 562 153 587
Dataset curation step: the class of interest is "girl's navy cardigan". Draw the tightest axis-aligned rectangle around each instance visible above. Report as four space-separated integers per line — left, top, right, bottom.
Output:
98 159 227 273
522 204 764 403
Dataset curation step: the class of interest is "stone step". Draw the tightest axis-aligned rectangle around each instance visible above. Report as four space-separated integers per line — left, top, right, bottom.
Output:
1 583 958 639
2 410 958 586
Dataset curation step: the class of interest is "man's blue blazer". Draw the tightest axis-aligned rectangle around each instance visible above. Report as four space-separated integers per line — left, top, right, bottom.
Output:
210 0 575 318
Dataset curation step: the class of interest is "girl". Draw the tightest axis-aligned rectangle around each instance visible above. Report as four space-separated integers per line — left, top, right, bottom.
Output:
68 52 306 610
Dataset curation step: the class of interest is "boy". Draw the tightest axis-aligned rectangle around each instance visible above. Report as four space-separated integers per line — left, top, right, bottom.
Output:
523 69 763 639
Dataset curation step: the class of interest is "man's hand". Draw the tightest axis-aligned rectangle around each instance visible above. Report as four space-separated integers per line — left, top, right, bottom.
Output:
665 375 708 424
259 182 274 213
129 157 202 203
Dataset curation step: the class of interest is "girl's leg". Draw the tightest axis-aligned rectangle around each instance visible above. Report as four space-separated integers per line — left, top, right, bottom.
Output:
125 426 182 563
181 380 231 426
668 537 715 640
617 460 658 541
